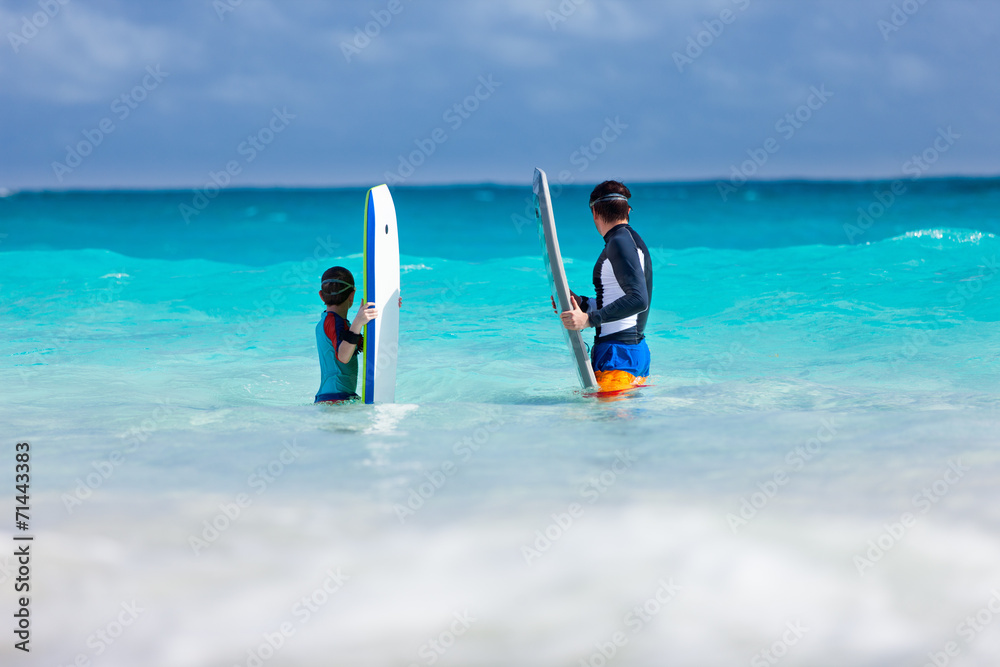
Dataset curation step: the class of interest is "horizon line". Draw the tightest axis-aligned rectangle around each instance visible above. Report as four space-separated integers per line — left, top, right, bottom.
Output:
4 172 1000 196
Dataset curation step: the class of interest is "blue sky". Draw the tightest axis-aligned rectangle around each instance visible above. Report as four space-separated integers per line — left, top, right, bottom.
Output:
1 0 998 189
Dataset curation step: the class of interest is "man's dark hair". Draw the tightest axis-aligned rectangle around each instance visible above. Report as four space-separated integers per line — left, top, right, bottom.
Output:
320 266 355 306
589 180 632 222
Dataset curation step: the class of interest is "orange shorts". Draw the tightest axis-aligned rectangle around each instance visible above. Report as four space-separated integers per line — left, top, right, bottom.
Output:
595 370 647 393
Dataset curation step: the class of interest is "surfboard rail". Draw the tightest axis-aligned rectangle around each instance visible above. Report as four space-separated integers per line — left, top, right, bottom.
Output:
533 168 600 390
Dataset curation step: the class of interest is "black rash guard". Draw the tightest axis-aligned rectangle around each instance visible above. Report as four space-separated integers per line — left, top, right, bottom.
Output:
577 223 652 345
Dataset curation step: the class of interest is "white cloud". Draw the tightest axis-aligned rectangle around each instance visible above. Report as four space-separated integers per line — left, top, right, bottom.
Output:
2 4 187 104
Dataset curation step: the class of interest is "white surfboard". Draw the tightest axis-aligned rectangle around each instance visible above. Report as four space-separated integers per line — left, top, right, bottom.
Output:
533 168 599 390
361 184 400 404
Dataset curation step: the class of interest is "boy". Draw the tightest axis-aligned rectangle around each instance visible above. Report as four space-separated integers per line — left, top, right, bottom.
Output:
315 266 378 403
560 180 653 392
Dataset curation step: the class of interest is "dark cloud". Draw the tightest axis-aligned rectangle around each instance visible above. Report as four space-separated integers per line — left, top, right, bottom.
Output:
1 0 997 189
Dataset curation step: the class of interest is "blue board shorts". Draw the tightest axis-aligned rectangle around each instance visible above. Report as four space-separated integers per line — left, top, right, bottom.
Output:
315 392 359 403
591 339 651 377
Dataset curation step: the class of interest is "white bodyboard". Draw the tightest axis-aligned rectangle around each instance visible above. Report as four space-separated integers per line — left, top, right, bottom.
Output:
362 184 400 404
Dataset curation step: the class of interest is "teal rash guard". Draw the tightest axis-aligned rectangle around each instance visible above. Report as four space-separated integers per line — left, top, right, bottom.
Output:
315 311 359 401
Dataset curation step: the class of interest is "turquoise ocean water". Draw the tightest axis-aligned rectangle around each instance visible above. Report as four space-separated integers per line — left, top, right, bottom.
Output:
2 179 1000 666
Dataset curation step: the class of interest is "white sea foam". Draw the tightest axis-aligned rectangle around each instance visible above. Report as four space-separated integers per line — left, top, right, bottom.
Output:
401 263 432 272
894 228 997 244
15 493 1000 666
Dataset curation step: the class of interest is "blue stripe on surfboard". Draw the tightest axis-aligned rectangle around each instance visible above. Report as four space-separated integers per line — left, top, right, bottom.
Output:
363 189 377 404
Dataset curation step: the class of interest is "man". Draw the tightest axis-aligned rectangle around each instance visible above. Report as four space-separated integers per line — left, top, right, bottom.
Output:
560 180 652 392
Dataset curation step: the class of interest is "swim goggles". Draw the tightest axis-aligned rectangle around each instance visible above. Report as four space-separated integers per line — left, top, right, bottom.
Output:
321 278 354 294
589 193 630 207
